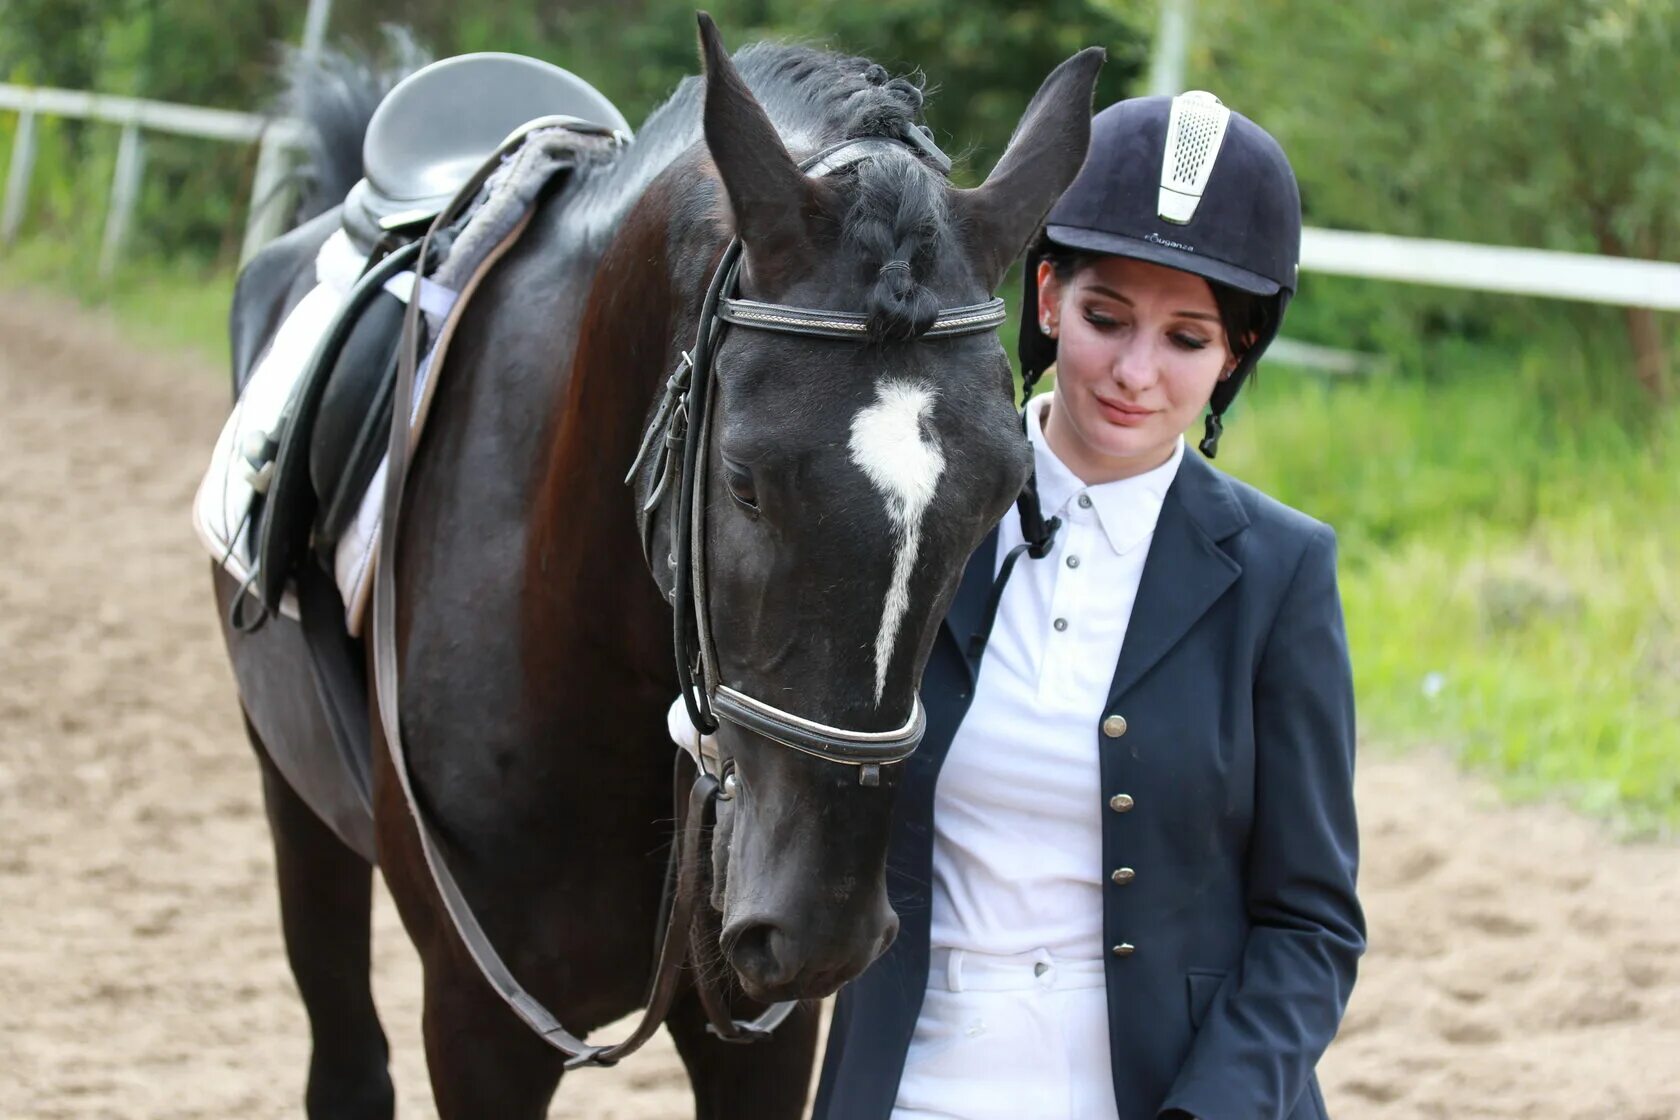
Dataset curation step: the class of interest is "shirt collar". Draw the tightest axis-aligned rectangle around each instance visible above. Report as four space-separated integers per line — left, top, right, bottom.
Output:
1026 394 1185 557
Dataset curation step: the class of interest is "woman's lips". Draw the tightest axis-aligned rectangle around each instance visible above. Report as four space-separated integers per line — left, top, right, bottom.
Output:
1096 396 1154 426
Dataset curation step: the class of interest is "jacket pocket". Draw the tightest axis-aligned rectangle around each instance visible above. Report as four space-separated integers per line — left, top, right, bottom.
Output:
1185 969 1227 1029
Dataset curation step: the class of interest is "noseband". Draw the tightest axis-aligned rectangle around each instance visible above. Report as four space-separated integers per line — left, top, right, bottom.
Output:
628 138 1007 785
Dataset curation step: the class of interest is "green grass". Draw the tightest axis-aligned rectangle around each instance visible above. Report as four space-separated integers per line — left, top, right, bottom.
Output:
1219 344 1680 836
0 234 234 370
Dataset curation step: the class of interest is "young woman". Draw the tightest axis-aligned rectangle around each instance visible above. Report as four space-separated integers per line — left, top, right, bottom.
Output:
813 92 1365 1120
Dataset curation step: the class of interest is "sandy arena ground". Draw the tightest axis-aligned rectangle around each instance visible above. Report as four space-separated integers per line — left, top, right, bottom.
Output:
0 287 1676 1119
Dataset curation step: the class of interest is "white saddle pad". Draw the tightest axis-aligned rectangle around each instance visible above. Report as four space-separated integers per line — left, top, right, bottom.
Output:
196 121 593 637
192 229 367 619
192 227 452 635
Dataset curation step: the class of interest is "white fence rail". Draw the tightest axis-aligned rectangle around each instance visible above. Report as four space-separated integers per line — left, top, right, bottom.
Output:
0 83 297 276
1302 228 1680 314
0 81 1674 358
0 85 271 142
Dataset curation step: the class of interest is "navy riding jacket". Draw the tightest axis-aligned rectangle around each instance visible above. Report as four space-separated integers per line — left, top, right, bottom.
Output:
814 451 1365 1120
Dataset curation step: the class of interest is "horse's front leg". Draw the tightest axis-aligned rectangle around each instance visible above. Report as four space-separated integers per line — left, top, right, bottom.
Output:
373 748 568 1118
418 955 568 1119
666 881 821 1119
664 984 822 1119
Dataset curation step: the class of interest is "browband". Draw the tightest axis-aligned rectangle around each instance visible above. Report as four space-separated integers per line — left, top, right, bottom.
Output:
716 297 1007 340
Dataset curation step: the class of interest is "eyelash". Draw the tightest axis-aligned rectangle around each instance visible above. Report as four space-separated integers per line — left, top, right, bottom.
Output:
1081 311 1209 351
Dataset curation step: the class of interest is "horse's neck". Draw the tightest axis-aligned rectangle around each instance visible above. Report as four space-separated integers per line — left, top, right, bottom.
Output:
520 169 711 658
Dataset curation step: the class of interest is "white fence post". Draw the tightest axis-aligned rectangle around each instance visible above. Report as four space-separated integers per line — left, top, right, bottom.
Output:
2 104 38 244
1147 0 1194 97
302 0 333 59
238 0 327 266
240 128 293 266
99 119 145 279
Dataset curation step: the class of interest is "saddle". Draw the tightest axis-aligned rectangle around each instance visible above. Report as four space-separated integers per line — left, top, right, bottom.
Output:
340 52 631 255
249 54 631 618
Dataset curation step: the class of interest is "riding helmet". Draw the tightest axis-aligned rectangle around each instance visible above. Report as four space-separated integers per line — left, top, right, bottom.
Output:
1020 91 1302 456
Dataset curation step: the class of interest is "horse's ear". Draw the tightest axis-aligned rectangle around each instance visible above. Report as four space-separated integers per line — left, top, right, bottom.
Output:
953 47 1106 290
697 12 817 292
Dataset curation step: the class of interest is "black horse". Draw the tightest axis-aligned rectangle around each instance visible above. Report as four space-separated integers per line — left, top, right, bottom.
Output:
215 17 1100 1118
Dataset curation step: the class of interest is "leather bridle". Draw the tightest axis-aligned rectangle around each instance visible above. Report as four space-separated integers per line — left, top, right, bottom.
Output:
627 137 1006 788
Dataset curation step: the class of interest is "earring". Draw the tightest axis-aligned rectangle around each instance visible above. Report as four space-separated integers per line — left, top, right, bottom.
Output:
1041 316 1056 336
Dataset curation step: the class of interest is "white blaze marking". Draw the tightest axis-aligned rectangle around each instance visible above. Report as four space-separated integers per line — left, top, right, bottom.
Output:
848 382 945 705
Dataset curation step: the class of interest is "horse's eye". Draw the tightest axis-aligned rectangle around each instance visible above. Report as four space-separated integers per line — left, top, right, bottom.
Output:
723 461 758 512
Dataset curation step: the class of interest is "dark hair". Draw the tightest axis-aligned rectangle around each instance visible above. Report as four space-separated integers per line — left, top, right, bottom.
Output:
1038 239 1271 370
836 65 952 343
582 45 955 344
845 147 949 342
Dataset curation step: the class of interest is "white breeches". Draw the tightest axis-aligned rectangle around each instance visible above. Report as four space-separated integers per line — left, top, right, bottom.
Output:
890 948 1121 1120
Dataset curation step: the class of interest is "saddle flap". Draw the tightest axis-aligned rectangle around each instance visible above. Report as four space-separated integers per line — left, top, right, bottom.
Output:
310 290 408 557
255 244 421 612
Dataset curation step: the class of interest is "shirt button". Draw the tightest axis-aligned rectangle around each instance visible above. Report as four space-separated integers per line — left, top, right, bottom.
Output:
1109 793 1135 813
1066 555 1081 569
1110 867 1136 885
1052 617 1069 632
1101 714 1128 738
1078 494 1093 509
1111 943 1136 958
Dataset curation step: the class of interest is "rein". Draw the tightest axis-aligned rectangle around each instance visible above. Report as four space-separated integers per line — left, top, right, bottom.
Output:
373 120 784 1069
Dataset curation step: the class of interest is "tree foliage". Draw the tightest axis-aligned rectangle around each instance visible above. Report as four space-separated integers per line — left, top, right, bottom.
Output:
4 1 1673 397
0 0 1146 261
1193 0 1678 396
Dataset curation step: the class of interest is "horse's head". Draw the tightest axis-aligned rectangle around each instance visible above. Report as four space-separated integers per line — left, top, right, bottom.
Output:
648 18 1102 1002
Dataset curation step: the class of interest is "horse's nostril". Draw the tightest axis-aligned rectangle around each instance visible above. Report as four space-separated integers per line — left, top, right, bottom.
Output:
728 922 796 989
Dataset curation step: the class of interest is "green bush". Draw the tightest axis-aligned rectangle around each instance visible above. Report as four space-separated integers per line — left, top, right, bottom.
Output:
1223 343 1679 834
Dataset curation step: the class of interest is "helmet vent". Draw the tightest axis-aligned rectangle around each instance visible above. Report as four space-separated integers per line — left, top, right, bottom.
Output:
1158 91 1231 225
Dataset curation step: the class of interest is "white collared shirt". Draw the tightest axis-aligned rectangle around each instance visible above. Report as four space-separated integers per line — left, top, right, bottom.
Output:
927 396 1183 960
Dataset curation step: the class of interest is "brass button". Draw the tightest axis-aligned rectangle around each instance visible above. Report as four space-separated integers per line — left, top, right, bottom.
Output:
1109 793 1135 813
1110 867 1135 885
1111 942 1135 958
1102 714 1128 738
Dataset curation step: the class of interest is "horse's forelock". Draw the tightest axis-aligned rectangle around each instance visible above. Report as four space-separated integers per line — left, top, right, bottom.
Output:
840 152 952 343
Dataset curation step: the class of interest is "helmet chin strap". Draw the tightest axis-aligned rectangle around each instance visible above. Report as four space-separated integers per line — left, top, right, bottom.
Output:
965 372 1062 669
1012 372 1062 560
1199 409 1225 458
